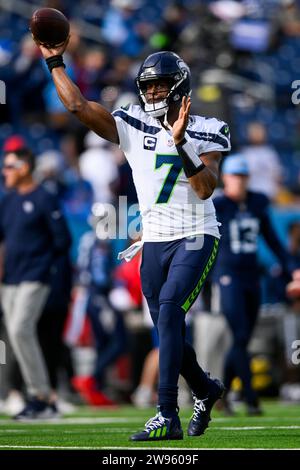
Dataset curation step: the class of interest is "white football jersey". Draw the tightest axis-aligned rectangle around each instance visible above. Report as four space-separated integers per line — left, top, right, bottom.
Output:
113 104 231 242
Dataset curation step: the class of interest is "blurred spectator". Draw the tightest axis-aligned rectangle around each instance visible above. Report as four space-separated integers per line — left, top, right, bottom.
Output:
35 146 94 219
60 131 84 174
279 0 300 37
241 122 283 201
0 136 28 196
111 90 139 208
78 131 119 203
101 55 136 95
131 340 159 408
0 318 25 415
77 48 108 101
213 154 295 415
72 219 127 406
149 2 189 52
0 148 72 420
42 52 76 130
59 134 94 217
209 1 246 23
109 249 157 407
280 221 300 399
101 0 153 57
1 34 46 128
65 21 83 58
2 135 27 154
111 248 143 310
34 150 66 198
178 3 232 69
38 251 76 411
264 221 300 305
289 220 300 262
41 22 83 131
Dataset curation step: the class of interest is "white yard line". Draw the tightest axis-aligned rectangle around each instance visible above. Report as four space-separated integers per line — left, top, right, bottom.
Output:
0 417 142 425
1 425 300 433
101 446 300 450
0 445 104 450
1 416 300 426
214 417 300 422
214 425 300 430
0 428 134 433
0 445 299 450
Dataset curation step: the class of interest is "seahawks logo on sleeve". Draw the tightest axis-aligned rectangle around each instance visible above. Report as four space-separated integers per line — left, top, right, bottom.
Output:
187 116 231 153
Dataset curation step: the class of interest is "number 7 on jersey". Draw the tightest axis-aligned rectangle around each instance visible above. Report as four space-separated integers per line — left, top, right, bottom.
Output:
155 154 183 204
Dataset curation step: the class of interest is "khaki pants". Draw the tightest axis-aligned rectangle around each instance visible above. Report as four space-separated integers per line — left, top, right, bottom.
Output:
193 312 231 380
1 282 50 397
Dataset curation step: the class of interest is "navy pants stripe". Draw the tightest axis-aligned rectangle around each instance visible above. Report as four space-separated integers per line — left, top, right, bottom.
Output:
140 235 219 411
219 277 260 405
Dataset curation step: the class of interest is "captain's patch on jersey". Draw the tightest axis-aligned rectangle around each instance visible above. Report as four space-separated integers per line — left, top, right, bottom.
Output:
143 136 157 150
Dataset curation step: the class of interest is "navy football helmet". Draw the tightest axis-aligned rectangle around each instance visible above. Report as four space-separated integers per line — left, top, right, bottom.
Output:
135 51 191 118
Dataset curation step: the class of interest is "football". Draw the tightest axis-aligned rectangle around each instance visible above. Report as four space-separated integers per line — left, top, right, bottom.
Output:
30 8 70 48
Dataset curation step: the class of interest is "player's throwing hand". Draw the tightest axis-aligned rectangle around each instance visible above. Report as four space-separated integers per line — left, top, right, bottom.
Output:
34 35 70 59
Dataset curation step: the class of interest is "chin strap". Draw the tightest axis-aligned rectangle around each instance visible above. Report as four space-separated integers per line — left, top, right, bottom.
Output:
163 110 173 131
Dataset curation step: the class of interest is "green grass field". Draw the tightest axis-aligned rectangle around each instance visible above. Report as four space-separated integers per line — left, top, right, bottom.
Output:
0 401 299 450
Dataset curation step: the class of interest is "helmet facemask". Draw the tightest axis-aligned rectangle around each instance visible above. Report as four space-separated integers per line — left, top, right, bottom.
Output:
136 69 189 118
137 78 173 118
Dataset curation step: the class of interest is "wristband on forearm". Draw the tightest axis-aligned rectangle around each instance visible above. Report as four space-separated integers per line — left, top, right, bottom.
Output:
46 55 65 73
175 137 205 177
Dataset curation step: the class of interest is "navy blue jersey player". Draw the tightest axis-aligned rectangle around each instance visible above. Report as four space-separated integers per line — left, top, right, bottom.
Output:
213 155 293 414
36 39 231 440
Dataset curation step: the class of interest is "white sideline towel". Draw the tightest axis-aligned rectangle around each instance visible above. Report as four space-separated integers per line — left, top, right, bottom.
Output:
117 240 144 262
